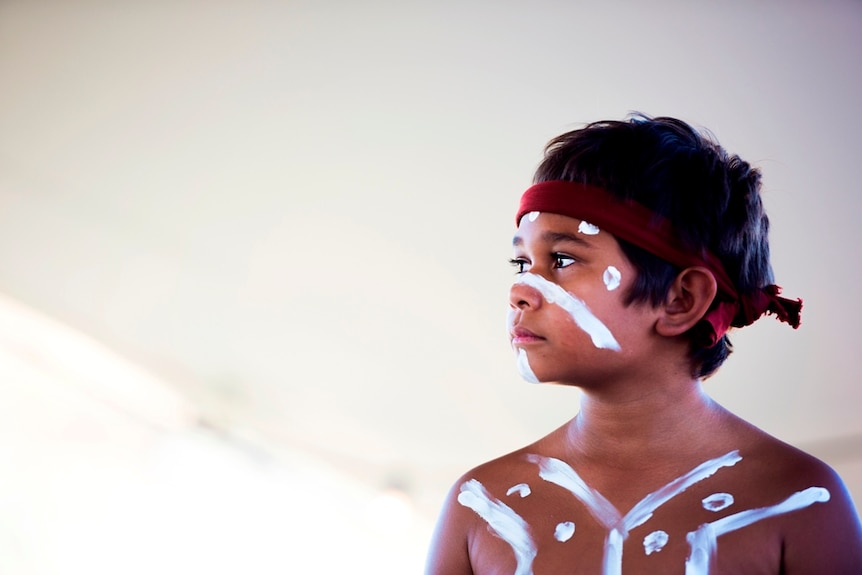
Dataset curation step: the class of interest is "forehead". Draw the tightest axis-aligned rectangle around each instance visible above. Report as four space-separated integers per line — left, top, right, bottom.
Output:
513 211 617 250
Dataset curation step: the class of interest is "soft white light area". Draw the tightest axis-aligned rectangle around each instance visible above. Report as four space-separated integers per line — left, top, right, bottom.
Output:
0 295 430 574
0 292 191 430
365 487 416 536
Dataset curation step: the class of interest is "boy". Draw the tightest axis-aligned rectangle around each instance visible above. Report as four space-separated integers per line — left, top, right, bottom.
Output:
425 115 862 574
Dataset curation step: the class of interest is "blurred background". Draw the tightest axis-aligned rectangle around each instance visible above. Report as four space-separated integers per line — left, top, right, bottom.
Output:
1 1 861 572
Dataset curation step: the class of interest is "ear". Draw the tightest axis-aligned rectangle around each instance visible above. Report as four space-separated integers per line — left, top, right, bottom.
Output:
655 267 718 337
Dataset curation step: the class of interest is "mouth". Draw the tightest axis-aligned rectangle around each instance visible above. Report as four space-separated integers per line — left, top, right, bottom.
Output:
510 326 545 345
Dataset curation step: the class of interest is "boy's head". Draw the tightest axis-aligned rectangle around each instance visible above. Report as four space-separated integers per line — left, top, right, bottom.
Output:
526 114 799 378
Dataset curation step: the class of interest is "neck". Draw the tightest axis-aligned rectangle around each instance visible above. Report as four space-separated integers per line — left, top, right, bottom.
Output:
565 378 724 469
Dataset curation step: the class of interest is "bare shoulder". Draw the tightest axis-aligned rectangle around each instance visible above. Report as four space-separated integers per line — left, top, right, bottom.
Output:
736 431 862 573
424 446 542 575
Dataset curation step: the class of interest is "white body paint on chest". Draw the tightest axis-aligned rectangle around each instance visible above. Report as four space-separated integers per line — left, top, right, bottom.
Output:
507 483 532 498
514 272 621 351
554 521 576 542
644 530 669 555
457 479 536 575
463 452 830 575
526 451 742 575
702 492 734 512
684 487 830 575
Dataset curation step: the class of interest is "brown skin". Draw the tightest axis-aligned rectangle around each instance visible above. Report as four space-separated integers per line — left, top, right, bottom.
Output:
425 213 862 574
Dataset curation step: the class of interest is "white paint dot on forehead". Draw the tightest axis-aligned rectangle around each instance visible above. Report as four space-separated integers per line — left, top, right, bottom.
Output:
643 530 668 555
578 221 600 235
554 521 575 542
702 492 734 512
527 211 540 222
603 266 622 291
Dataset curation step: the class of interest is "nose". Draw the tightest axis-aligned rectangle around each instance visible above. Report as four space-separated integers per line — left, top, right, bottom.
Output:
509 279 543 310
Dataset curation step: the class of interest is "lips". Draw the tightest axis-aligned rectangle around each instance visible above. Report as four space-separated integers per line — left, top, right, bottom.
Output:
510 326 544 345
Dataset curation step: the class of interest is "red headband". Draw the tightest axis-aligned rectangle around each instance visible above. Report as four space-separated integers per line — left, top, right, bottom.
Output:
516 181 802 346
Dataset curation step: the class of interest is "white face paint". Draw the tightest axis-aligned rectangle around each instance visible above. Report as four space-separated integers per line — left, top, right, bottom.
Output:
603 266 622 291
578 221 600 235
457 479 536 575
701 493 734 512
516 348 540 383
554 521 575 542
507 483 532 498
527 211 540 222
644 530 669 555
514 272 621 351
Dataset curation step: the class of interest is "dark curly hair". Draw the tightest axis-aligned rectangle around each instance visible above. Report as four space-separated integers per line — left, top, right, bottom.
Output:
533 114 775 378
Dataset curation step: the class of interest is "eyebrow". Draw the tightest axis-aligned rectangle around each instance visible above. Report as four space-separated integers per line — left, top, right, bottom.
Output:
512 231 596 248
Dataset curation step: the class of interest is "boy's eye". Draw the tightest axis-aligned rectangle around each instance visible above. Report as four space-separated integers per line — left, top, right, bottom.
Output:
553 254 576 268
509 258 529 274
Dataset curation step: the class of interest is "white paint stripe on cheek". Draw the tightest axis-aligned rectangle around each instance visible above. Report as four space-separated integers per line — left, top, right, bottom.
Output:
516 348 540 383
603 266 622 291
684 487 830 575
457 479 537 575
515 273 621 351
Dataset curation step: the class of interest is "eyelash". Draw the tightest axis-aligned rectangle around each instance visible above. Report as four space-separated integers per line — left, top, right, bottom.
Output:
553 253 576 268
509 258 528 274
509 254 576 274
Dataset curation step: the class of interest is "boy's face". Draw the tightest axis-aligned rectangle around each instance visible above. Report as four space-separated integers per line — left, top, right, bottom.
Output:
507 211 658 386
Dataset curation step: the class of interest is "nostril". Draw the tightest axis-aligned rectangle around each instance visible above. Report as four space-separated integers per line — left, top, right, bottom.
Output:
510 281 541 310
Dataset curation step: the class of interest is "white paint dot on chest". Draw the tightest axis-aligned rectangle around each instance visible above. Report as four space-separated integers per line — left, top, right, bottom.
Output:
603 266 621 291
643 530 668 555
554 521 575 542
578 221 600 235
506 483 531 498
702 492 734 512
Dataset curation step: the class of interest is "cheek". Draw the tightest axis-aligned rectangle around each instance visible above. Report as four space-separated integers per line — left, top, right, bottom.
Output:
555 287 622 352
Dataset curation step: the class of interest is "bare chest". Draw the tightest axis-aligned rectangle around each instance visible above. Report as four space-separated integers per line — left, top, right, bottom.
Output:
460 451 827 574
467 501 784 575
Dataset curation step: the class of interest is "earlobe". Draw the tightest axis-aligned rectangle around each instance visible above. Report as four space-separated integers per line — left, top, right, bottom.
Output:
655 267 718 337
